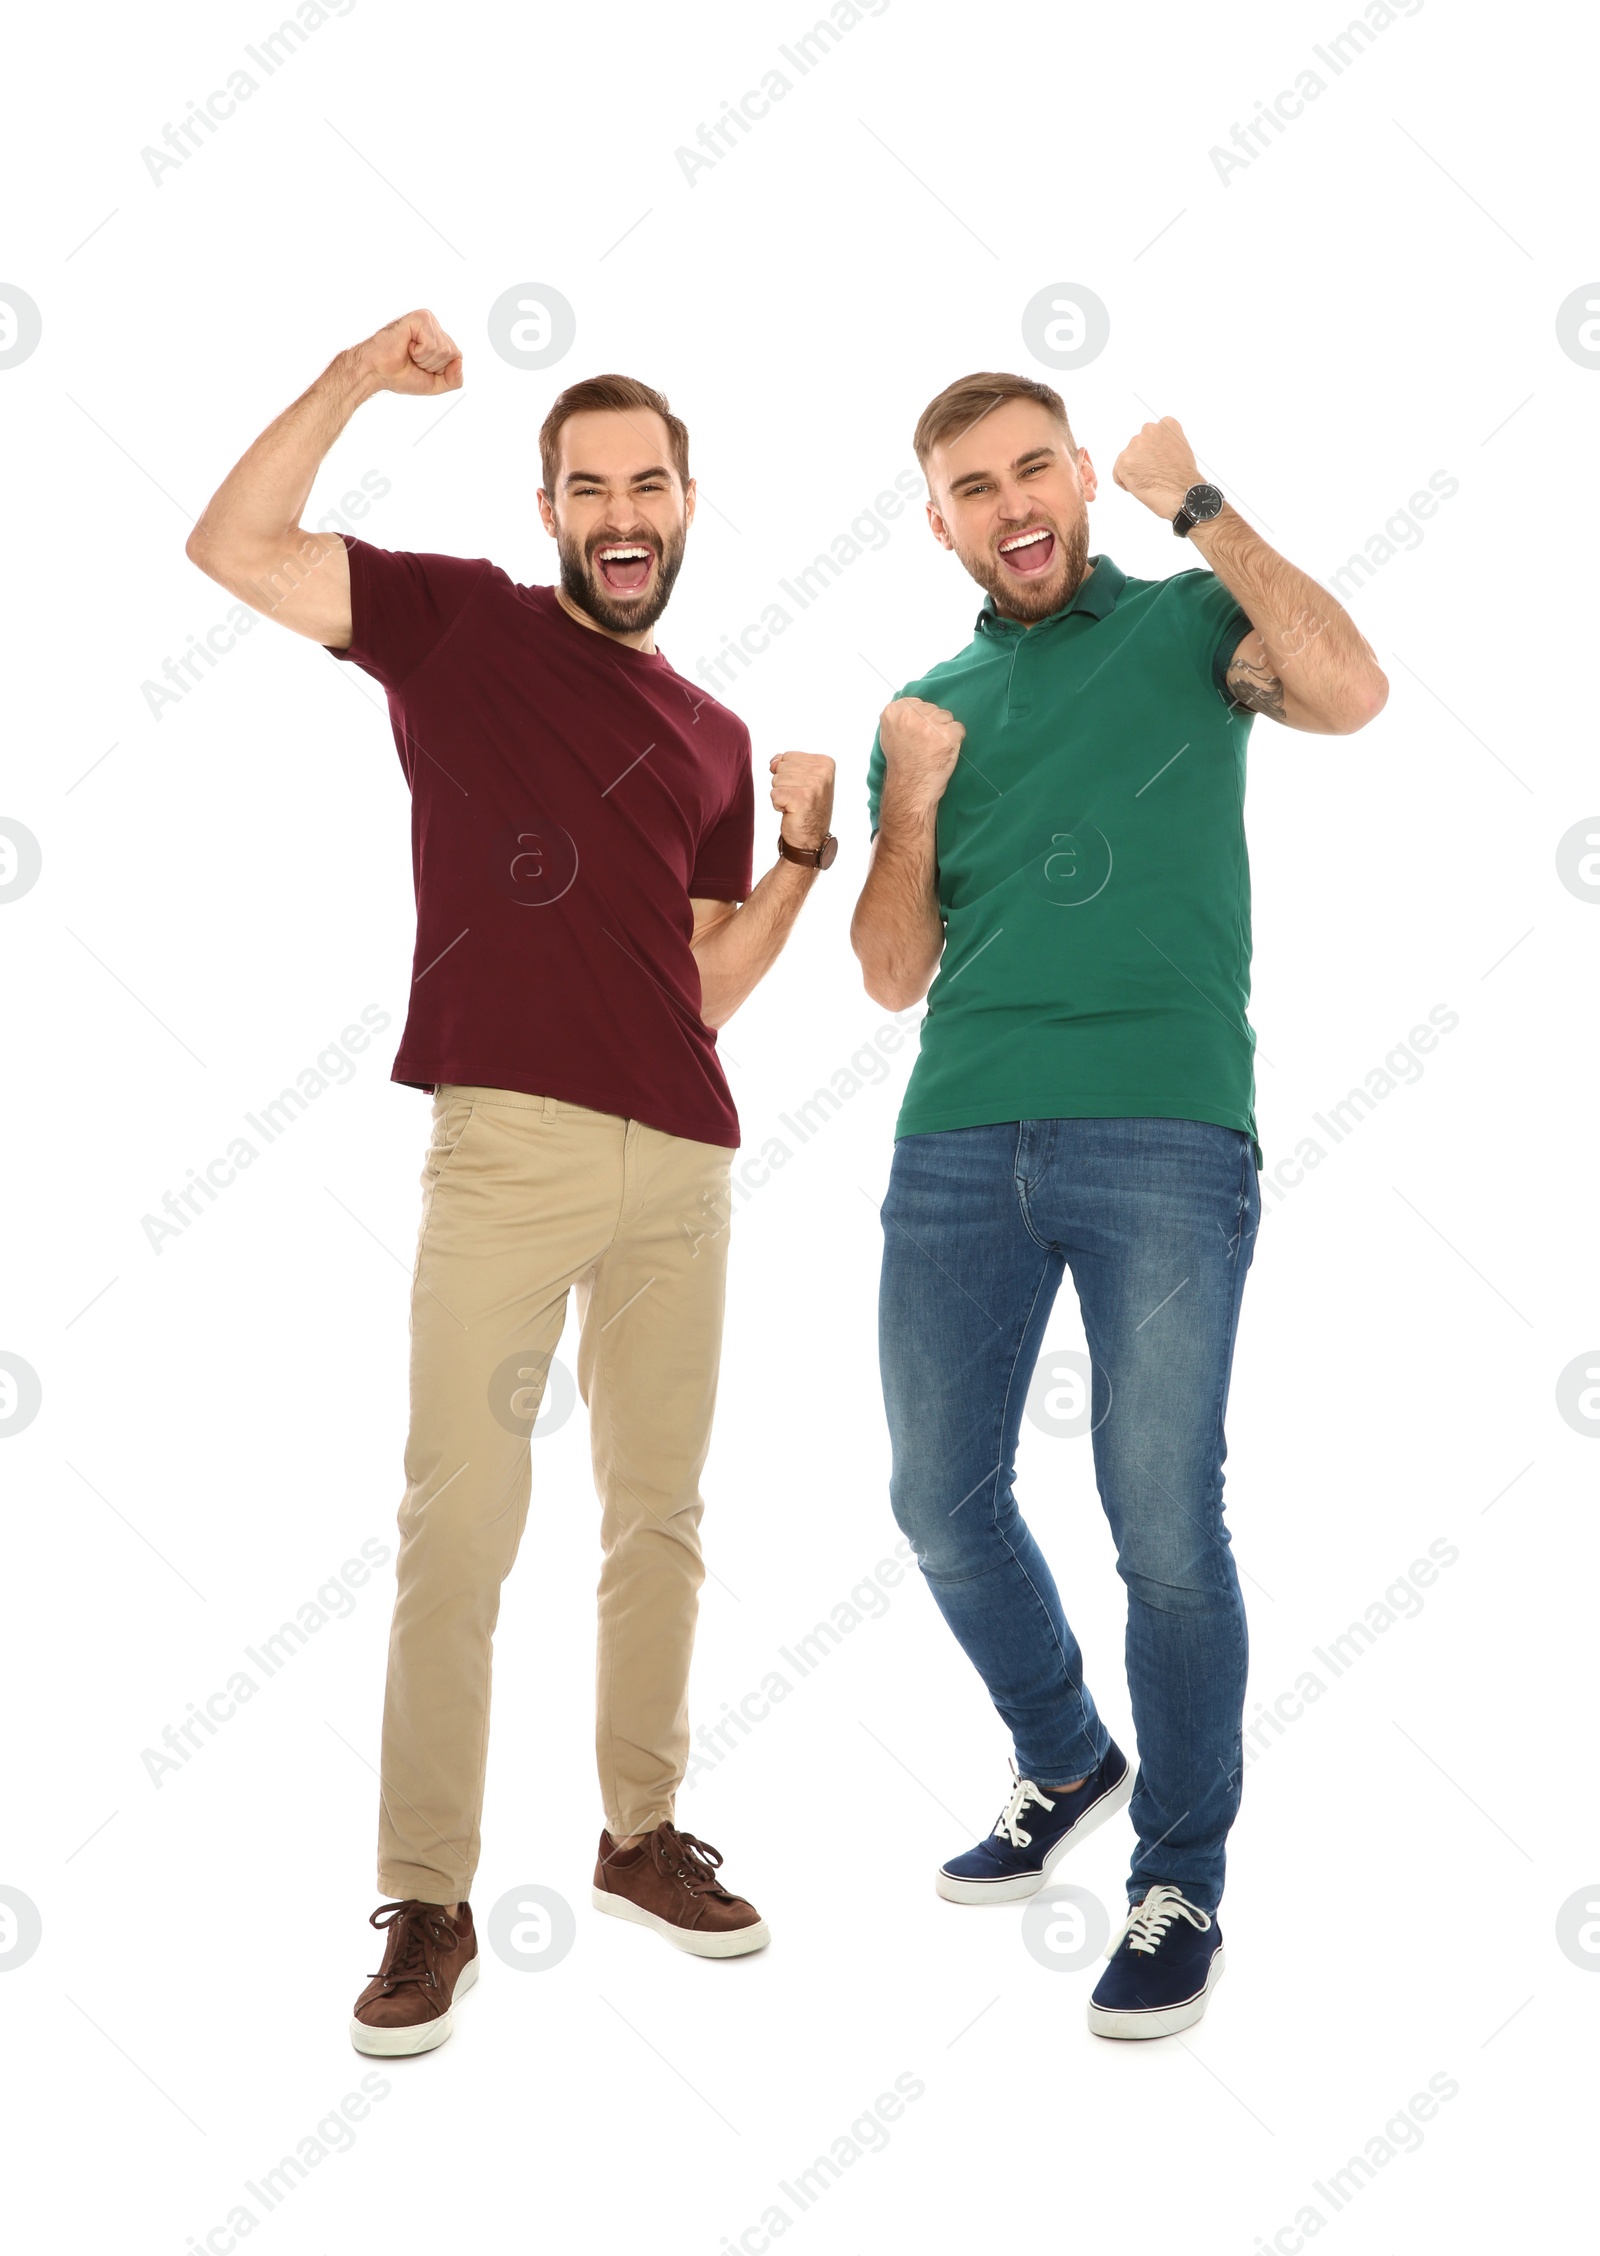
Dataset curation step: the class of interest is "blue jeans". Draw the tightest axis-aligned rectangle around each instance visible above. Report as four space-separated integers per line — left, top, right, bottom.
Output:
877 1117 1260 1914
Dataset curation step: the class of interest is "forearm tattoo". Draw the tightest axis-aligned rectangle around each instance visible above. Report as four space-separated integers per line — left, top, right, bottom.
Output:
1224 655 1288 722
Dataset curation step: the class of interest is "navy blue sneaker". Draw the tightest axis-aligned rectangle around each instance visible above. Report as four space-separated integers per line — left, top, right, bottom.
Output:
1087 1885 1223 2038
936 1742 1133 1904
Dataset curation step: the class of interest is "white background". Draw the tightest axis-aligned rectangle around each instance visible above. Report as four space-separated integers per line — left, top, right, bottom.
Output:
2 0 1595 2248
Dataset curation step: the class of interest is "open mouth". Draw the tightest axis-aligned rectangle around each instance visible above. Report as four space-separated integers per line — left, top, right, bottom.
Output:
594 542 656 595
997 525 1057 577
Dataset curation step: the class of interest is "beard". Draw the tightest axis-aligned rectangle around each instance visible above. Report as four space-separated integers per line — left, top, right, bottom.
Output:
957 511 1091 624
556 522 687 635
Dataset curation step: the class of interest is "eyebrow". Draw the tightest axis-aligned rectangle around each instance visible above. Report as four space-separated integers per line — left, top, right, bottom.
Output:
948 445 1058 492
563 464 675 487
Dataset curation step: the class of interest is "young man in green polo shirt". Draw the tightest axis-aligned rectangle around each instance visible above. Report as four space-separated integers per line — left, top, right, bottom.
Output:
852 371 1387 2038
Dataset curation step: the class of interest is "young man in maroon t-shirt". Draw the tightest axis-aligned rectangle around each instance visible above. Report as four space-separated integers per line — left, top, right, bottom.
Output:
187 309 837 2054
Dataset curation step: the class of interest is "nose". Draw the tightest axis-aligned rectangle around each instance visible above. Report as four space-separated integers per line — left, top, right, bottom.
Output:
994 481 1039 523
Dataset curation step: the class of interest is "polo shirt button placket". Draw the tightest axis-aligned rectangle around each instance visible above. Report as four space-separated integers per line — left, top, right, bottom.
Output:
1005 626 1030 724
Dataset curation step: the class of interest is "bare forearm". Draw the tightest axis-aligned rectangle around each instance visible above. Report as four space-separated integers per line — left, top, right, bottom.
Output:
1189 503 1387 731
851 794 944 1009
189 349 375 563
694 857 818 1028
186 309 459 643
185 349 374 639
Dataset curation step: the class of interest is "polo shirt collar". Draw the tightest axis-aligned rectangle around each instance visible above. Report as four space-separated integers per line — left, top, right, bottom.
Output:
975 553 1125 637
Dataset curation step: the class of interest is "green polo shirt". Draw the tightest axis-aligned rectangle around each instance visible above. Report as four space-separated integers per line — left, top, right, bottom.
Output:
866 555 1262 1160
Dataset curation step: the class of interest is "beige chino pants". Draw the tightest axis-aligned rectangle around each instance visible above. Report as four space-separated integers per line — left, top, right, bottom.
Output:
376 1084 733 1903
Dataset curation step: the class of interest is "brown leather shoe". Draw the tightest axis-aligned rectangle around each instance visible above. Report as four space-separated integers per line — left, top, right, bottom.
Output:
593 1824 770 1958
350 1899 478 2056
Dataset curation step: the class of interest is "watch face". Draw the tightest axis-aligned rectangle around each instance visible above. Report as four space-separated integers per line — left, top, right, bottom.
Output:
1188 483 1223 521
818 834 838 869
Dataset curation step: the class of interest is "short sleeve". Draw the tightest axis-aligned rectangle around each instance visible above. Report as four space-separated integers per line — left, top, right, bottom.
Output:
1176 566 1254 704
325 536 491 692
866 726 886 839
689 738 755 901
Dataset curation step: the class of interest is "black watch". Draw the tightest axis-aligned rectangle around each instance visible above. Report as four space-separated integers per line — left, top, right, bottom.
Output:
777 827 837 870
1173 482 1224 537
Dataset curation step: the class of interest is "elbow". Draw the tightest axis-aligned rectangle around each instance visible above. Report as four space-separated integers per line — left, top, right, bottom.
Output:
860 962 923 1013
850 900 935 1011
185 515 255 588
1336 666 1389 735
850 920 895 1010
852 936 896 1011
185 520 221 580
851 931 930 1013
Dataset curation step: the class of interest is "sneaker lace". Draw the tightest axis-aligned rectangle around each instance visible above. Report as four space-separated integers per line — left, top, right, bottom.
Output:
993 1770 1056 1850
650 1826 734 1900
1108 1884 1212 1959
367 1899 461 1992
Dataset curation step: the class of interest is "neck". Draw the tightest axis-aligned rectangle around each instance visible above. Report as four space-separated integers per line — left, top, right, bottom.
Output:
554 582 656 654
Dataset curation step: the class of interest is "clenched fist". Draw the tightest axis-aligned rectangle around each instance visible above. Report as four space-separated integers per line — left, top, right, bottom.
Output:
770 751 836 852
1112 416 1201 521
879 696 964 812
355 308 463 398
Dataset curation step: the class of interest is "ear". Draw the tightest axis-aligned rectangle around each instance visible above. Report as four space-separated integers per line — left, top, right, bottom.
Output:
683 475 697 530
536 487 557 539
1076 449 1098 504
925 499 955 553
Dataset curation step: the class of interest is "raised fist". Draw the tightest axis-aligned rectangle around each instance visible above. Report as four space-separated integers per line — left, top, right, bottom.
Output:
770 751 836 852
1111 416 1200 521
879 696 964 810
357 309 463 397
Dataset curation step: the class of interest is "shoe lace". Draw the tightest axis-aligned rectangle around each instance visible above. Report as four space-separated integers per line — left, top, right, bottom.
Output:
367 1899 461 1991
993 1769 1056 1850
1108 1884 1212 1959
650 1825 733 1899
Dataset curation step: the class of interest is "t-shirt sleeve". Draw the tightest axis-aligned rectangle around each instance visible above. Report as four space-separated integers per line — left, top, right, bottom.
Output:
1177 566 1255 705
689 734 755 901
325 536 491 691
865 675 924 836
866 725 887 839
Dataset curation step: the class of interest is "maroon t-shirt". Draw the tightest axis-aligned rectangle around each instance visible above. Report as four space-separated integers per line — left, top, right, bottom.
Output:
327 538 755 1148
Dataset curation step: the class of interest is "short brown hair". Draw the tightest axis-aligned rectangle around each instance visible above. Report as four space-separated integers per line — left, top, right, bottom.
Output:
538 373 690 495
913 371 1075 473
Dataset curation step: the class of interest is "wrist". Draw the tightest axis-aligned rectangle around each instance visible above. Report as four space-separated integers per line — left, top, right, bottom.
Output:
1184 499 1241 555
776 819 836 871
334 343 387 407
878 782 943 835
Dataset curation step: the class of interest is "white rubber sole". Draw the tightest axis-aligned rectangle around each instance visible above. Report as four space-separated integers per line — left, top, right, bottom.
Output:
935 1760 1136 1904
349 1951 479 2057
1087 1944 1225 2040
591 1886 770 1957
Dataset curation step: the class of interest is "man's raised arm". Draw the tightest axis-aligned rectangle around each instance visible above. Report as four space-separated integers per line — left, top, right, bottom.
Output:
850 697 963 1011
1111 416 1388 735
184 308 462 647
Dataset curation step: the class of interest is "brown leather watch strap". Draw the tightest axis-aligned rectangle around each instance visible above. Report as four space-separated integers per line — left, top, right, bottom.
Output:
777 828 838 870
